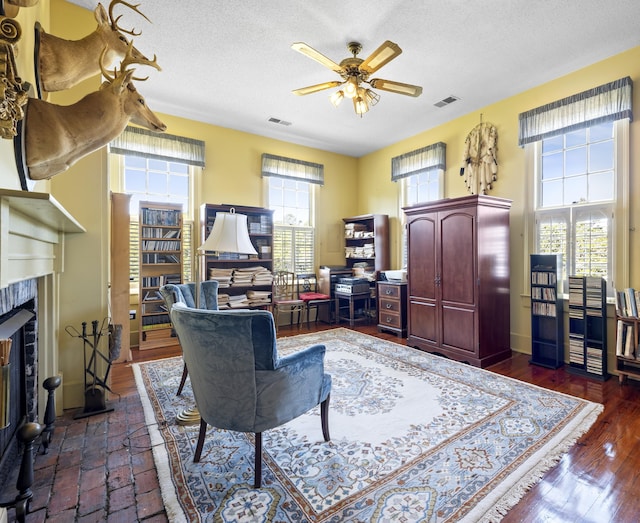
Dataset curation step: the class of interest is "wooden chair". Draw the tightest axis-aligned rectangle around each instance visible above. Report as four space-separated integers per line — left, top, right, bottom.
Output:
271 271 305 331
296 273 331 327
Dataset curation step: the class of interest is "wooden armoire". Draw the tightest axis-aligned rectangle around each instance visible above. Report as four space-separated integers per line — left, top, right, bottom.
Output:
403 195 512 368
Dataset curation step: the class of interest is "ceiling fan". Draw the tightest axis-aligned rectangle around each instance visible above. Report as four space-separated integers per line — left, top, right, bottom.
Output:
291 40 423 116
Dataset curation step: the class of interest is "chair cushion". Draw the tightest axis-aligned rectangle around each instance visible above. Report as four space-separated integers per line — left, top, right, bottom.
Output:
299 292 330 302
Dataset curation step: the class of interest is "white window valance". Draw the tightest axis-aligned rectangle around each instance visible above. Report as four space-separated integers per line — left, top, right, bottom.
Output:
518 76 632 147
109 126 205 167
391 142 446 182
261 153 324 185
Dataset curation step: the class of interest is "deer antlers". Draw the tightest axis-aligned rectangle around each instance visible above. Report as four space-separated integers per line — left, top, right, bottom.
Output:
100 40 160 83
108 0 151 36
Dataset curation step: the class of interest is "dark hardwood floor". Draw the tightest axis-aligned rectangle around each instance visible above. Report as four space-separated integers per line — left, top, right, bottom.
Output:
113 323 640 523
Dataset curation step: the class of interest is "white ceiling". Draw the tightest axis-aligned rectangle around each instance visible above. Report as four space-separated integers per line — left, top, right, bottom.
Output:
67 0 640 157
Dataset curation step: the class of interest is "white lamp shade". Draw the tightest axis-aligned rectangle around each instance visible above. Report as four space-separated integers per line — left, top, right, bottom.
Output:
198 211 257 255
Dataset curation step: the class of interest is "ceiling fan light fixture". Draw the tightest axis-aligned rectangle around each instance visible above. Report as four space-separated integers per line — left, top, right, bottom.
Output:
344 76 359 99
364 88 380 106
353 94 369 116
330 90 345 107
292 39 422 117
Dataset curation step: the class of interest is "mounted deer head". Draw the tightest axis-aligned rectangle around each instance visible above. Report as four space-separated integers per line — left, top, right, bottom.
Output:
2 0 39 18
36 0 159 92
24 45 166 180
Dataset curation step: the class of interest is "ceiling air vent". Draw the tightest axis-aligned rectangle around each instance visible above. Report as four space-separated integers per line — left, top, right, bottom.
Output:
268 117 292 126
434 95 460 108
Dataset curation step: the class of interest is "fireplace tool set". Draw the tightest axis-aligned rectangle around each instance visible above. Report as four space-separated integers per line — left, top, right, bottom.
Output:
65 317 121 419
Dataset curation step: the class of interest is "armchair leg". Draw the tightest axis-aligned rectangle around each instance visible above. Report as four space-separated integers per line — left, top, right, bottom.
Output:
321 394 330 442
194 418 207 462
254 432 262 488
177 362 189 396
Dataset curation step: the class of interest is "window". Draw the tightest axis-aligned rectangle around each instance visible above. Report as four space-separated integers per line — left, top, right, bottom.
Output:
123 156 193 284
520 77 632 297
392 142 446 267
124 156 190 215
268 176 315 273
535 123 614 287
109 127 205 287
262 154 323 274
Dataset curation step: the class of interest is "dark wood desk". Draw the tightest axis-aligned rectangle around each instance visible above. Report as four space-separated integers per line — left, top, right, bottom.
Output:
335 291 371 326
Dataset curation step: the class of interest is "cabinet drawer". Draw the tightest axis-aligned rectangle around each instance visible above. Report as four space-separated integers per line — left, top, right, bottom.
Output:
379 298 401 313
379 311 401 328
379 284 401 299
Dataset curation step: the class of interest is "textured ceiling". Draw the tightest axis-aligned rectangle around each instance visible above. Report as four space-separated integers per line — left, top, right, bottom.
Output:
66 0 640 157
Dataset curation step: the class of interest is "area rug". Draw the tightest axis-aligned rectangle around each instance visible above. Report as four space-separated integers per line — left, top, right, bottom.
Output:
133 328 603 522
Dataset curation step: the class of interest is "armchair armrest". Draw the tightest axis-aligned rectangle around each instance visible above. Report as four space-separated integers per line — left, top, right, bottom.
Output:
276 343 326 368
255 343 330 431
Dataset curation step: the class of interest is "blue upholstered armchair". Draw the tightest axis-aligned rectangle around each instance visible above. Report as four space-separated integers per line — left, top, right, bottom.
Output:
159 281 219 311
159 281 219 395
170 303 332 488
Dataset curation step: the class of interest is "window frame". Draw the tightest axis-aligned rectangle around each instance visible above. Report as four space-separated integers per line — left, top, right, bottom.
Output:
109 153 197 291
525 119 629 298
264 176 317 274
398 168 444 268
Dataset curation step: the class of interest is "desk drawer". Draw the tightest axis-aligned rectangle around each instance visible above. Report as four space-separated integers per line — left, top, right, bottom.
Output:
379 311 401 328
379 297 401 313
378 284 401 299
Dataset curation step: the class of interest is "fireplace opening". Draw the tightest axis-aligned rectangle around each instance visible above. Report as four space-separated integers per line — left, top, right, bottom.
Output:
0 282 37 491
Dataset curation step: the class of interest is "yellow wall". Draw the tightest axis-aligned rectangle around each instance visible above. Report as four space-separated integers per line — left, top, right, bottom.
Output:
155 113 358 265
357 46 640 367
9 0 640 407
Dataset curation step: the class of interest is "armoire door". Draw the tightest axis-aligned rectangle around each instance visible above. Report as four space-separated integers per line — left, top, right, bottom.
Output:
438 208 477 354
407 214 439 346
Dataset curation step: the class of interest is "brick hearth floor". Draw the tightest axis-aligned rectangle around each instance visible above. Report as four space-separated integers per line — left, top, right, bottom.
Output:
8 376 168 523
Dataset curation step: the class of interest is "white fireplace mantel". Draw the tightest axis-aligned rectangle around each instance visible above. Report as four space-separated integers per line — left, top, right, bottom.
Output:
0 188 85 289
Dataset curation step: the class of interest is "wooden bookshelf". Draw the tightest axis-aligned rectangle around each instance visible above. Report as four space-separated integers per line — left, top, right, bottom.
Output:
530 254 564 369
200 204 274 309
138 201 183 349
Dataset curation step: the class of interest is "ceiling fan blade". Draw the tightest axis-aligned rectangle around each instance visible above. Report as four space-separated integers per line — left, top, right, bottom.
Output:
369 78 423 97
292 81 343 96
359 40 402 74
291 42 344 74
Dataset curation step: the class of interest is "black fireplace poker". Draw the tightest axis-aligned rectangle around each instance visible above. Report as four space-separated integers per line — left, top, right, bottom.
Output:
65 318 118 419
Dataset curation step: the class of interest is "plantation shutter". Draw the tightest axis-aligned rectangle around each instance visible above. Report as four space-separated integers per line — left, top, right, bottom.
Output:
573 208 609 278
273 226 314 273
293 227 314 273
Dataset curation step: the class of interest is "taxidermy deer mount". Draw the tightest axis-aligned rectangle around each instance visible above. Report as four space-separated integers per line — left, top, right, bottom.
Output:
2 0 39 18
24 42 166 180
36 0 158 93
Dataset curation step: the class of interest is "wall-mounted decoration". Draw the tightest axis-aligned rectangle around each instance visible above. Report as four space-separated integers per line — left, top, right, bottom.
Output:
0 13 29 140
35 0 156 95
1 0 39 19
460 116 498 195
21 43 165 180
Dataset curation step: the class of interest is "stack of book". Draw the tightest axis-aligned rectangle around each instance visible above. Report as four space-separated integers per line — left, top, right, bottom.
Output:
246 290 272 306
209 268 234 288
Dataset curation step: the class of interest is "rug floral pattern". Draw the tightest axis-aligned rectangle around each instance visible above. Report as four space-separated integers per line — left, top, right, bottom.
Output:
134 328 603 523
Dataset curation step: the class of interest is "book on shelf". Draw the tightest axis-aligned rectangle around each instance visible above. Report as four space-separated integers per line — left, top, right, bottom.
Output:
616 319 625 356
617 320 637 359
614 287 640 318
625 288 638 318
142 290 163 302
624 322 635 358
